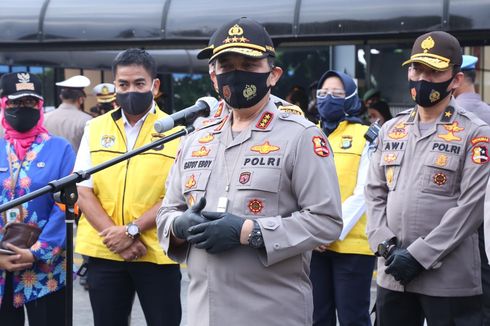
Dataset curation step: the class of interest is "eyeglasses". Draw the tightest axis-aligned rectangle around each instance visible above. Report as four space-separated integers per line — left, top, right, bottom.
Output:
7 97 39 107
316 89 346 99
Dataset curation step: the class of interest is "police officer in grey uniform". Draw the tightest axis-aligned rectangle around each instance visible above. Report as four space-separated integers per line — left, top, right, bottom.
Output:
44 75 92 152
366 31 490 325
157 17 342 326
456 54 490 325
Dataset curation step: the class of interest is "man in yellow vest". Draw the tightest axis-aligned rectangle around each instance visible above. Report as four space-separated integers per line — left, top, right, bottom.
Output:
74 48 182 326
310 70 375 325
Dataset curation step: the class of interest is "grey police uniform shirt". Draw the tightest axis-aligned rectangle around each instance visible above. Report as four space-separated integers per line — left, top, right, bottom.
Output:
366 98 490 296
157 98 342 326
456 92 490 125
44 103 92 153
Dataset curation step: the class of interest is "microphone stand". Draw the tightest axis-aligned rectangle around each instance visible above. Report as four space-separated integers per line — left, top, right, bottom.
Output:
0 125 194 326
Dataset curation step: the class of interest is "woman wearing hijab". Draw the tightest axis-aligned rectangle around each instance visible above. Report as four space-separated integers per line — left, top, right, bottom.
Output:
310 70 375 326
0 72 75 326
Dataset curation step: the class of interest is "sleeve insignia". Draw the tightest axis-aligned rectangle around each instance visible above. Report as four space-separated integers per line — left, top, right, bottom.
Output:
312 136 330 157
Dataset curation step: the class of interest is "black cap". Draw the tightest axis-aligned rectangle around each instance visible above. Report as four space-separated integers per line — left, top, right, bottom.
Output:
1 72 43 100
402 31 462 71
197 17 275 62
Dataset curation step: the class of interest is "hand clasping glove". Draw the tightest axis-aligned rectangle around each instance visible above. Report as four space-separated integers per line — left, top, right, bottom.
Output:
187 211 244 254
385 248 424 286
172 197 207 240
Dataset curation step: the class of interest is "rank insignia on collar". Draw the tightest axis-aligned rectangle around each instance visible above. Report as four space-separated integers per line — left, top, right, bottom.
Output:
471 145 489 164
101 135 115 148
214 101 224 118
239 172 251 184
248 199 264 214
435 154 448 167
440 106 455 123
250 141 280 154
383 153 397 164
214 115 229 132
388 123 408 140
437 121 464 142
433 173 447 186
192 146 211 157
185 174 197 190
198 133 214 144
256 112 273 129
341 135 353 149
312 136 330 157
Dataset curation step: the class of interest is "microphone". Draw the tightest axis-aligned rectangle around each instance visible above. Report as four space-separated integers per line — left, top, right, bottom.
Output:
154 98 212 133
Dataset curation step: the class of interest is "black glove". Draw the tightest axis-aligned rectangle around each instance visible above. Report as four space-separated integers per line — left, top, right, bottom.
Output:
187 211 244 254
385 248 424 286
172 198 207 240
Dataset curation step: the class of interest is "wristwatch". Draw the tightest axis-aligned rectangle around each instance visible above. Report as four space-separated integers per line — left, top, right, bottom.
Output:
376 237 397 259
248 220 264 249
125 222 140 239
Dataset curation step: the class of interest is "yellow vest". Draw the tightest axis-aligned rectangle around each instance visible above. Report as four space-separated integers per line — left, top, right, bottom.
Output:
327 121 373 255
75 107 180 264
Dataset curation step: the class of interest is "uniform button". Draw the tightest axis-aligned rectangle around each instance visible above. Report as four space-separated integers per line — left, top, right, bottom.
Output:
267 221 276 228
280 112 289 118
164 226 169 237
273 243 281 249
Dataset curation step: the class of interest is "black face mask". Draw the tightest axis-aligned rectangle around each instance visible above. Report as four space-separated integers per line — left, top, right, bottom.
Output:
409 77 453 108
116 91 153 115
216 70 270 109
4 107 40 132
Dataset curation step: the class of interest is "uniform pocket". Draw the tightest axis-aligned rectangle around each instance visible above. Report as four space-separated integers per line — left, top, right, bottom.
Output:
233 168 281 217
182 170 211 207
421 153 460 196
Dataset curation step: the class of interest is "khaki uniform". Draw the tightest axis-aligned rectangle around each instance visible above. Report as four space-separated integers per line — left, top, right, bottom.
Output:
366 99 490 296
44 103 92 152
157 97 342 326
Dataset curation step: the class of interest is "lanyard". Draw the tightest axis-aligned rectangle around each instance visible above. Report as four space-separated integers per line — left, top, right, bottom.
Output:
4 145 24 224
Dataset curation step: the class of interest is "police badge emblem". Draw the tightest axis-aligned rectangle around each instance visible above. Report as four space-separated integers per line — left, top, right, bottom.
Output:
341 136 352 149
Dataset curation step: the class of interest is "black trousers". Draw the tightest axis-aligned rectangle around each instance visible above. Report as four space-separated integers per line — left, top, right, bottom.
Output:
0 272 65 326
310 250 376 326
376 286 482 326
478 225 490 325
87 257 181 326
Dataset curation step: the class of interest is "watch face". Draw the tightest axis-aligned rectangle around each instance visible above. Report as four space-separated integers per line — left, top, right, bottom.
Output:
127 224 139 236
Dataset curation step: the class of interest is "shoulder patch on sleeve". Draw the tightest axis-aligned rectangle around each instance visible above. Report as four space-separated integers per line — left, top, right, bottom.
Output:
277 104 305 117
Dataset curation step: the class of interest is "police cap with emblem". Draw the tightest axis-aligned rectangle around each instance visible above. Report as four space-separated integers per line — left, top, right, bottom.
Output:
197 17 275 62
1 72 43 100
93 83 116 103
402 31 462 71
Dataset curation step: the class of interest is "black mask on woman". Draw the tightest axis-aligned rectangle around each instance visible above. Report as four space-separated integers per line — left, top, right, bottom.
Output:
116 91 153 115
4 107 40 132
409 77 453 108
216 70 270 109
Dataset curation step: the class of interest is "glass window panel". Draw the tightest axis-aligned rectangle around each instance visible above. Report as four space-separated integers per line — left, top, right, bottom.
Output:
44 0 166 40
299 0 443 35
165 0 294 38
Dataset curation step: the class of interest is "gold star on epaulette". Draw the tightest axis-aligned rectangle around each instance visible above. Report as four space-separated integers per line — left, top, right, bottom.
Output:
410 110 416 117
445 111 452 118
